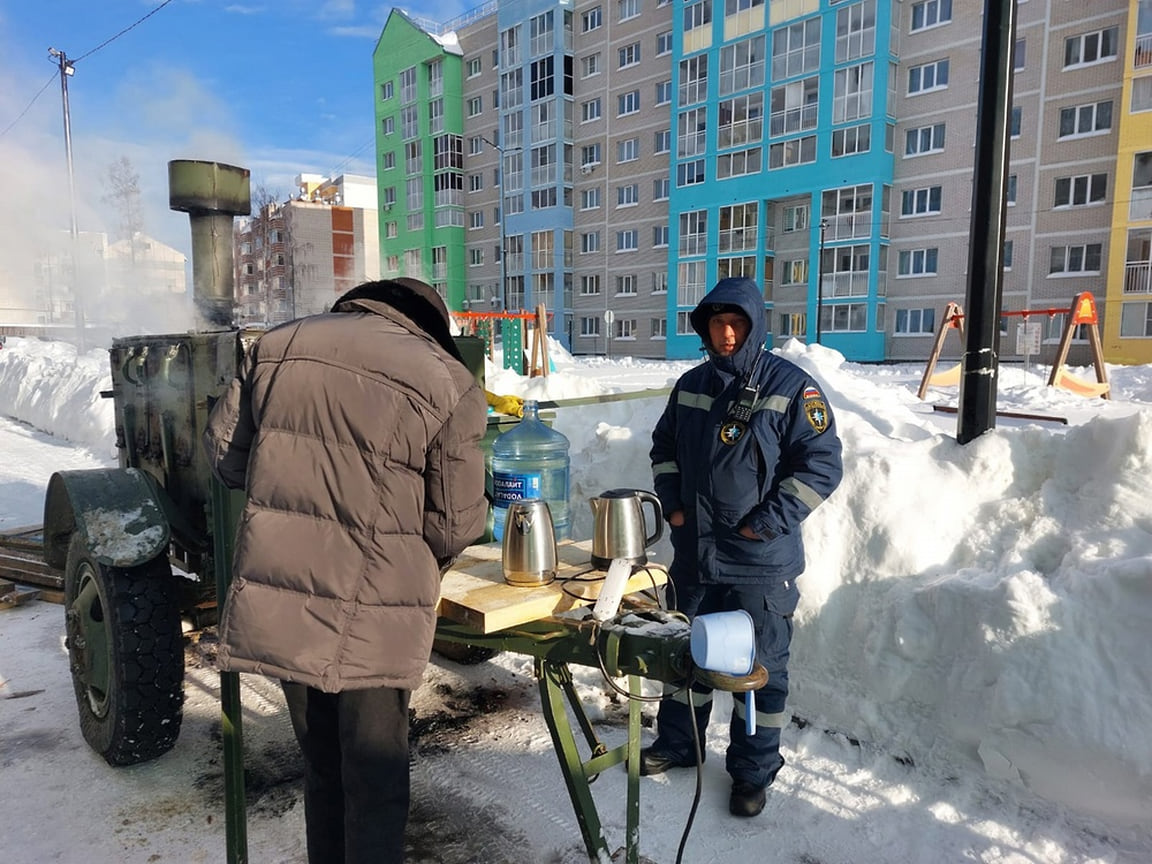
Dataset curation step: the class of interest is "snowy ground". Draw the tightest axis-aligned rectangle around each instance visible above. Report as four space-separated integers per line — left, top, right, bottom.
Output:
1 335 1150 863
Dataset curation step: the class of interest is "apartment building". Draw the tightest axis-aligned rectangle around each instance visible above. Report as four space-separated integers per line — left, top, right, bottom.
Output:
234 174 380 325
374 0 1151 365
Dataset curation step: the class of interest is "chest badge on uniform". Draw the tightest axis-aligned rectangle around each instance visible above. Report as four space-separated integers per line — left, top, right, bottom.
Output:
804 399 829 433
719 419 747 445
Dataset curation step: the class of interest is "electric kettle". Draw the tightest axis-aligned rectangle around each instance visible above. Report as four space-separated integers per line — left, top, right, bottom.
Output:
501 499 558 586
589 489 663 570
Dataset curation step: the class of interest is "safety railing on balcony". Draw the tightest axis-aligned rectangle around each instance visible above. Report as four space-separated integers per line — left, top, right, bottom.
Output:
1135 33 1152 69
1125 261 1152 294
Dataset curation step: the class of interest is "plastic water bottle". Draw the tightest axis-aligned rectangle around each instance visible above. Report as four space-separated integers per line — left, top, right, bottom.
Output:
490 400 570 543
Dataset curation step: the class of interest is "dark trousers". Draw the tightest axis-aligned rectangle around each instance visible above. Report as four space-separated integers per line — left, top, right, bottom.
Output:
653 583 794 789
281 681 412 864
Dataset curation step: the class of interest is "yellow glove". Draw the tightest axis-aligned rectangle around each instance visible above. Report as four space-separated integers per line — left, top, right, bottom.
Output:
485 391 524 417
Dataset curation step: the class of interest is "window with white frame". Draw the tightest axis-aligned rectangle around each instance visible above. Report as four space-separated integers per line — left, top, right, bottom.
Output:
467 58 482 78
908 58 949 94
833 62 873 123
469 211 484 230
617 138 639 163
1120 302 1152 337
656 80 673 105
684 0 712 37
382 116 395 136
653 177 670 200
1058 101 1112 139
1014 38 1026 71
1132 77 1152 113
823 183 873 239
679 108 708 158
680 210 708 256
381 81 394 101
717 256 756 281
1063 27 1119 69
680 55 709 105
783 203 809 232
619 0 640 22
382 151 396 171
530 10 554 57
832 123 871 157
619 42 640 68
581 274 601 295
678 262 708 307
770 77 818 135
836 0 876 63
467 96 482 117
582 231 601 253
721 146 764 176
617 230 639 252
469 174 483 192
469 248 484 266
618 90 640 116
581 187 602 209
582 98 602 122
781 258 809 285
401 105 419 139
778 312 806 337
617 274 638 295
772 18 821 80
1054 173 1107 208
719 202 758 253
678 159 706 186
583 6 602 32
651 317 668 339
617 184 640 207
582 53 601 78
530 57 554 101
901 185 942 216
657 30 674 56
910 0 950 32
615 319 638 339
400 66 417 103
897 247 938 276
720 35 766 96
1007 173 1017 205
654 225 670 247
655 129 672 154
502 69 523 109
1011 105 1022 137
718 93 764 148
428 98 444 134
468 136 482 155
820 302 868 332
894 307 936 334
580 316 602 337
769 137 814 168
905 122 945 156
1049 243 1102 275
582 143 601 167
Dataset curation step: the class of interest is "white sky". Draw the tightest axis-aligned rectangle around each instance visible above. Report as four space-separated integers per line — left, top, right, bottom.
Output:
1 335 1150 863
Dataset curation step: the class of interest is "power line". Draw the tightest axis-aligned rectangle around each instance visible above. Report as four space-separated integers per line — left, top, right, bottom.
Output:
0 72 56 140
73 0 176 64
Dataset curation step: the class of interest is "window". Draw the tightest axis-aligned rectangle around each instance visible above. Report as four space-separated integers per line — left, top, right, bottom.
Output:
617 274 638 295
1133 77 1152 113
819 302 868 332
832 124 871 157
719 35 767 96
908 59 949 94
894 307 936 334
619 43 640 69
678 261 708 308
653 177 670 200
781 258 809 285
1120 302 1152 337
583 7 602 31
615 319 637 339
1054 173 1107 208
467 58 482 78
469 248 484 266
582 144 601 167
582 187 602 209
823 184 872 239
769 137 814 168
678 159 706 186
380 81 394 101
772 18 821 80
617 230 639 252
617 183 640 206
583 53 601 78
905 123 945 156
770 77 818 136
1011 105 1022 138
718 93 764 149
1014 38 1026 71
910 0 950 32
1049 243 1102 275
1003 239 1014 269
684 0 712 36
680 210 708 256
467 96 482 117
719 202 758 253
656 80 673 105
657 31 674 56
581 275 601 296
897 247 938 276
901 185 942 216
530 57 554 101
582 232 601 253
382 151 396 170
619 0 640 21
468 136 483 156
680 55 708 105
651 317 668 339
382 116 395 136
1064 27 1119 69
1058 101 1113 139
618 90 641 116
469 211 484 229
468 174 483 192
782 203 809 232
1007 174 1017 205
655 129 672 154
529 10 553 56
833 62 873 124
617 138 639 163
582 99 602 123
580 317 602 337
654 225 670 247
400 66 417 103
653 271 669 293
836 0 876 63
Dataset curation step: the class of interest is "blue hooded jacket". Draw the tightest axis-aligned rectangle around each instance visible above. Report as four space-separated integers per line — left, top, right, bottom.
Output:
650 277 843 588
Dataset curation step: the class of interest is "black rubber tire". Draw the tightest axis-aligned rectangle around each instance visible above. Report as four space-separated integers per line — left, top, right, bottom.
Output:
63 533 185 766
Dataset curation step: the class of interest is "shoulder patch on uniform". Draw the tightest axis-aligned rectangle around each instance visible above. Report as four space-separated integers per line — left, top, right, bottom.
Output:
803 385 821 400
804 399 829 433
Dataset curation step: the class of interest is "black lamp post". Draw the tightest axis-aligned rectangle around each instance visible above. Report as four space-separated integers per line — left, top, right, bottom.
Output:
816 217 828 344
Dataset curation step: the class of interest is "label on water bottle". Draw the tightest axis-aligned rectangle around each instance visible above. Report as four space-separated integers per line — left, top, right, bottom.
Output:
492 471 542 503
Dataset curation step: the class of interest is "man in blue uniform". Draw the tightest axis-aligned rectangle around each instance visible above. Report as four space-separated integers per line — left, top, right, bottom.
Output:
644 276 843 817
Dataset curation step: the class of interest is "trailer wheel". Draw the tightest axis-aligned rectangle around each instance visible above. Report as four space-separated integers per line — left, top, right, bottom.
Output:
63 533 184 766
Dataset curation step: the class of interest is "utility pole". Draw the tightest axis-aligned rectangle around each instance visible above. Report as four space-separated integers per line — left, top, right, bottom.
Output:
816 217 828 344
49 48 84 350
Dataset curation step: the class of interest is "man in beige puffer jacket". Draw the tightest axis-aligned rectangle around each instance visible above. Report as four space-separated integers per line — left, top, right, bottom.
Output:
203 277 487 864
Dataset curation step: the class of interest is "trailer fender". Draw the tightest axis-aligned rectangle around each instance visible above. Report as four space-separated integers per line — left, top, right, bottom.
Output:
43 469 171 569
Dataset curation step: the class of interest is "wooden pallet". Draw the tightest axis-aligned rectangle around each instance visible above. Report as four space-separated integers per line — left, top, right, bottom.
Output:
0 525 62 591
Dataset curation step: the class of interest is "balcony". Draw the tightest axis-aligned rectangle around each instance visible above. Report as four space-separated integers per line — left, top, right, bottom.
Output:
1136 34 1152 70
1125 261 1152 294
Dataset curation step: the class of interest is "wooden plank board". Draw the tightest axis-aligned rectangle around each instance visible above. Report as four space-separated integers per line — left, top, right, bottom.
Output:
437 539 667 634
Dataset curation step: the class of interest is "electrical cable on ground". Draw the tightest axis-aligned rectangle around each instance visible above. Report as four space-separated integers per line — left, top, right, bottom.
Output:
675 661 706 864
